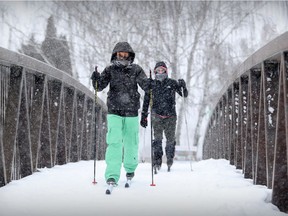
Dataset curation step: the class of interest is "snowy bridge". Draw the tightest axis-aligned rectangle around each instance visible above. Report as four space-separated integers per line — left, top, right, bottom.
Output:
0 32 288 214
0 47 108 187
203 32 288 213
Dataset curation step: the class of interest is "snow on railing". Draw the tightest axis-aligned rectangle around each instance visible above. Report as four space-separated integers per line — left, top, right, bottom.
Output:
0 47 107 187
203 32 288 213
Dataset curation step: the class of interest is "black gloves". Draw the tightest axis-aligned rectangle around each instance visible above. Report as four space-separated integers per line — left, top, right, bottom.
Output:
91 66 100 81
178 79 188 98
91 66 100 89
183 88 188 98
178 79 186 88
140 112 148 128
148 77 153 85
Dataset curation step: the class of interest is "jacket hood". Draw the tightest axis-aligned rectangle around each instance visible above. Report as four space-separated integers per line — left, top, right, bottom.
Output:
154 61 167 70
110 42 135 63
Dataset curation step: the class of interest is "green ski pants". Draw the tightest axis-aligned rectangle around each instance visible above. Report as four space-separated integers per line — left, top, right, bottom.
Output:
105 114 139 183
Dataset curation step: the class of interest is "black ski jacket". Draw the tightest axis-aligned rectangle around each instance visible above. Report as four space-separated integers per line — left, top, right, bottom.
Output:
142 78 184 117
94 42 149 117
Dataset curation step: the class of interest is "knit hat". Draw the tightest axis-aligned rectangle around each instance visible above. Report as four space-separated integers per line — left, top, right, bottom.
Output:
154 61 168 81
154 61 167 70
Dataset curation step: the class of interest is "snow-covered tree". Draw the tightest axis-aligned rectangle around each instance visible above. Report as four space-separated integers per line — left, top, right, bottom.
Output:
41 15 73 77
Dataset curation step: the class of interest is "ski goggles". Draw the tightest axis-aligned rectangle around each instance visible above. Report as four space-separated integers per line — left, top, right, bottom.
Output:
154 66 167 74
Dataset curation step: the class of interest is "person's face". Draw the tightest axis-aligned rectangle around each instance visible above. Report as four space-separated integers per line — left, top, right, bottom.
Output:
117 52 129 60
155 66 168 81
155 66 167 74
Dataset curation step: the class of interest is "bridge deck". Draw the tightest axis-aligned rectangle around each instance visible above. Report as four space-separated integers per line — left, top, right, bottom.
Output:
0 159 285 216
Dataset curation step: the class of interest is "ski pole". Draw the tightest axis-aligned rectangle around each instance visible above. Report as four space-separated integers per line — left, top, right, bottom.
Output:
141 128 146 163
92 66 98 184
149 70 156 186
183 97 193 171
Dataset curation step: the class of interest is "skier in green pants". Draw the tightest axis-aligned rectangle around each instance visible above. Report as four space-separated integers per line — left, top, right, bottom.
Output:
91 42 150 187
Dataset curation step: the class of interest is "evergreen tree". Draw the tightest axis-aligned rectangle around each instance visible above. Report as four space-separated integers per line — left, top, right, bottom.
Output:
41 15 58 66
19 34 45 62
56 35 73 76
41 15 73 76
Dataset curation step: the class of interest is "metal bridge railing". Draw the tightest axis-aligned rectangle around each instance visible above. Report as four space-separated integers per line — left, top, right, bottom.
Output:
203 32 288 213
0 47 107 187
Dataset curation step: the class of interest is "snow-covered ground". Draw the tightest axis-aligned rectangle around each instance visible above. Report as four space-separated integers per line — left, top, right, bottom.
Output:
0 159 287 216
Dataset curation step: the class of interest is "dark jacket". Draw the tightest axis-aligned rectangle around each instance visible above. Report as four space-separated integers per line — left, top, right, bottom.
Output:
142 78 183 117
94 42 149 117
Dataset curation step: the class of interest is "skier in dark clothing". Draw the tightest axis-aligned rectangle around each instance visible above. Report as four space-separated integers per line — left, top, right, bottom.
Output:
90 42 150 189
140 61 188 172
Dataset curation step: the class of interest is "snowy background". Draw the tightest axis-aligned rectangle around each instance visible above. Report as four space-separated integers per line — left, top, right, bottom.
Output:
1 1 288 215
1 1 288 159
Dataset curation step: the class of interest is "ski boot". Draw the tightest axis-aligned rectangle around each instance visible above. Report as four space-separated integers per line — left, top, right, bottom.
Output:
153 158 162 174
165 141 176 172
152 140 163 174
106 178 116 194
167 158 173 172
154 164 161 174
125 172 134 188
126 172 134 180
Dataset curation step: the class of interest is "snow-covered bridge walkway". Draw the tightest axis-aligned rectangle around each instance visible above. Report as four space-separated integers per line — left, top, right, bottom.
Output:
0 159 286 216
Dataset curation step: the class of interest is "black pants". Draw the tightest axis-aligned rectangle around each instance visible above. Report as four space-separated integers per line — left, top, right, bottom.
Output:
152 115 176 143
152 115 177 166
